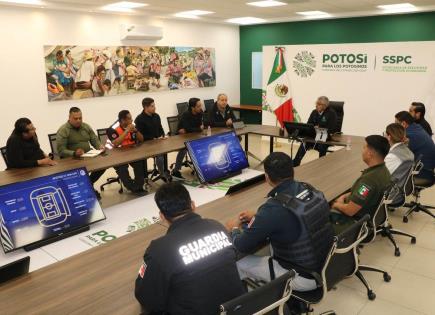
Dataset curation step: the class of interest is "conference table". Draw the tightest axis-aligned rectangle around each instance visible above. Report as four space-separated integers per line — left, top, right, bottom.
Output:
0 125 366 314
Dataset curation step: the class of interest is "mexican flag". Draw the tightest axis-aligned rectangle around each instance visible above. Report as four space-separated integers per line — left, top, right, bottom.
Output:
263 47 299 127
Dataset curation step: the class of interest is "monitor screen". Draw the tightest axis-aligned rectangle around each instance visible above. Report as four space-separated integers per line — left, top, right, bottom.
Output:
0 168 106 253
185 131 249 183
283 122 316 138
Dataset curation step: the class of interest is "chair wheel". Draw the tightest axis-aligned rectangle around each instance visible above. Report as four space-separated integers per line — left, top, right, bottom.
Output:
403 217 408 223
368 291 376 300
411 237 416 244
101 187 105 191
118 189 123 194
394 248 400 257
383 273 391 282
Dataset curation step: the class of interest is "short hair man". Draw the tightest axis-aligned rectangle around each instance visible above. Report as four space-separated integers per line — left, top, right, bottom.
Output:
56 107 106 199
292 96 338 167
226 152 334 291
331 135 391 233
134 97 170 181
135 182 245 315
106 110 146 195
171 97 204 180
395 111 435 185
6 118 57 168
409 102 433 136
208 93 236 128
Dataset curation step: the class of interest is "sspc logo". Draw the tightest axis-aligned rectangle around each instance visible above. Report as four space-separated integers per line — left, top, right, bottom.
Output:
293 51 316 78
383 55 412 64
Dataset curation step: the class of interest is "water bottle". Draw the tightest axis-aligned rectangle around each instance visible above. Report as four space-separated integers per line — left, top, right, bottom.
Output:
346 136 351 151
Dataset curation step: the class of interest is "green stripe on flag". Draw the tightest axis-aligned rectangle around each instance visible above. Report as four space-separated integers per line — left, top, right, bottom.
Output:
267 50 287 85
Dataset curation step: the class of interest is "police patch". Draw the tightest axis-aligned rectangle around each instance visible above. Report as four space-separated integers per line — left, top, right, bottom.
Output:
111 133 117 139
138 262 147 278
358 184 370 198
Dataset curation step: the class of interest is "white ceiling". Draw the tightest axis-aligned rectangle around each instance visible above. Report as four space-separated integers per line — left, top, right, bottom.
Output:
2 0 435 24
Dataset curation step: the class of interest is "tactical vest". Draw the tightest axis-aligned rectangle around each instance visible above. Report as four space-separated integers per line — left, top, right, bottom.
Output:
272 183 334 272
115 126 136 147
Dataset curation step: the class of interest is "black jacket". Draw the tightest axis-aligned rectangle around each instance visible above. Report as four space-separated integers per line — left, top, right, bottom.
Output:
178 110 203 133
134 112 165 141
307 107 338 135
416 117 433 136
208 103 236 127
6 133 45 168
135 213 245 315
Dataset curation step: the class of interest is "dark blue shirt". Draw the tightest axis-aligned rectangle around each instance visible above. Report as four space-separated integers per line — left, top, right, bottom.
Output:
406 123 435 181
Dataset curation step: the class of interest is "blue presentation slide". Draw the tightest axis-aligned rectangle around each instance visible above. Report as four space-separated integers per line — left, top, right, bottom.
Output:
186 131 249 183
0 168 105 253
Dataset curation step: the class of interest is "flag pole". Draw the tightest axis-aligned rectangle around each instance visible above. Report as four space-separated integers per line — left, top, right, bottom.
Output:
274 118 281 148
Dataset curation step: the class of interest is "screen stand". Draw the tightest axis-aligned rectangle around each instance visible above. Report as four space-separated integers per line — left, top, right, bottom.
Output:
23 225 90 252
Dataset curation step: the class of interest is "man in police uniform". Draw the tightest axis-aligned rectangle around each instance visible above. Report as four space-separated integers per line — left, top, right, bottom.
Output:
225 152 334 291
293 96 338 167
208 93 236 128
106 110 146 195
331 135 391 233
135 182 245 315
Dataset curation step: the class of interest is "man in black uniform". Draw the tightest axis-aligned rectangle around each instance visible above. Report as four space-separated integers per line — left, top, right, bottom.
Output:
171 97 204 180
6 118 57 168
135 97 170 181
409 102 433 136
226 152 334 291
292 96 337 166
208 93 236 128
135 182 245 315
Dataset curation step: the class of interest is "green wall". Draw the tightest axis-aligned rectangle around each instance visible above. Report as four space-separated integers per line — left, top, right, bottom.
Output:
240 11 435 116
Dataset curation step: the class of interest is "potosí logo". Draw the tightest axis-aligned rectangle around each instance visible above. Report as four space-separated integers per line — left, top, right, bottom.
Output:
322 53 368 70
179 231 232 265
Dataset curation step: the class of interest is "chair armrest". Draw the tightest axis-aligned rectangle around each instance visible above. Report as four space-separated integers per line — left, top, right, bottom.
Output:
268 257 323 287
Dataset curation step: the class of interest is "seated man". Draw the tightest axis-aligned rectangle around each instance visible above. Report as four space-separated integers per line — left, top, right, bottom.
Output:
395 111 435 185
384 123 414 175
331 135 391 233
208 93 236 128
106 110 146 195
57 107 106 199
135 97 170 182
293 96 337 167
409 102 433 136
171 97 204 180
6 118 57 168
135 182 245 315
226 152 334 291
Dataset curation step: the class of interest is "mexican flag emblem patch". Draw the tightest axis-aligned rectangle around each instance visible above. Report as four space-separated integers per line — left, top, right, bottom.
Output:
358 184 370 198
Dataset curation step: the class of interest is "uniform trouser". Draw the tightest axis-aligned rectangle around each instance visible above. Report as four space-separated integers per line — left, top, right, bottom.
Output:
89 170 106 186
115 161 145 191
293 142 329 167
237 255 317 292
155 155 166 175
174 149 187 172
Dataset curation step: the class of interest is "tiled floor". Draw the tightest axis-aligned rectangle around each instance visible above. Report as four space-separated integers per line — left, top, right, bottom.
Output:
95 134 435 315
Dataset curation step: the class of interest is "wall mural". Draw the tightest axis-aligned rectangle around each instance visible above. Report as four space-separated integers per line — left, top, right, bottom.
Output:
44 45 216 102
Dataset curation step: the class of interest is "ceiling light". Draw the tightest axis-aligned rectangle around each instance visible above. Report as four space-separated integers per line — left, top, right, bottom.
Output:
377 3 417 13
0 0 44 5
226 17 266 25
247 0 287 8
174 10 214 19
102 1 147 13
296 10 331 19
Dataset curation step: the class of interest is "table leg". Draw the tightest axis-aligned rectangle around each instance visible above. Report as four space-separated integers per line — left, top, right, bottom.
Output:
269 136 274 154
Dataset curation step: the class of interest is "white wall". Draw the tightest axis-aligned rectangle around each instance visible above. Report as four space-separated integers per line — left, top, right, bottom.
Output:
0 7 240 168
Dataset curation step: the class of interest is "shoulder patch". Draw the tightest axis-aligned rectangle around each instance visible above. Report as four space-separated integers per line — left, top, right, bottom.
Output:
357 184 371 198
247 216 255 228
138 262 147 278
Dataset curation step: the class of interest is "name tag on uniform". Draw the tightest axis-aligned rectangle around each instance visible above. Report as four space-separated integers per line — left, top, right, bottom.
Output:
315 127 328 142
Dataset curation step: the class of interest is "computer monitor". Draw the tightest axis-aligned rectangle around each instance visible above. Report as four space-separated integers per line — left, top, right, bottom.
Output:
283 122 316 138
185 131 249 184
0 168 106 253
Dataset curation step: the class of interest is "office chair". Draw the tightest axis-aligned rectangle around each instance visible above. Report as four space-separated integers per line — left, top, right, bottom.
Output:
0 256 30 284
328 101 344 134
97 128 123 194
219 271 295 315
402 159 435 222
0 146 9 169
176 102 188 116
48 133 59 158
167 116 195 175
363 186 416 257
204 98 214 114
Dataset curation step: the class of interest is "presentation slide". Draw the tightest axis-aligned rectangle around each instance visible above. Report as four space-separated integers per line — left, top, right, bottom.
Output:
0 168 105 253
186 131 249 183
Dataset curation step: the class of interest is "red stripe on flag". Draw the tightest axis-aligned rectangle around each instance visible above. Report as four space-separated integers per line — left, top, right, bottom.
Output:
274 98 294 128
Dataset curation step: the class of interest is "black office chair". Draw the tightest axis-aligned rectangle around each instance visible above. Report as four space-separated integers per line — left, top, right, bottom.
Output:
176 102 188 116
388 160 415 210
0 256 30 284
167 116 195 175
0 146 9 169
220 271 295 315
48 133 59 158
363 186 416 257
96 128 123 194
328 101 344 134
204 98 214 114
402 159 435 222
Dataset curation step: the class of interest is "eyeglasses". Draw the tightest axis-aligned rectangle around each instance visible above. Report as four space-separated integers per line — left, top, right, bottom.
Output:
26 127 36 132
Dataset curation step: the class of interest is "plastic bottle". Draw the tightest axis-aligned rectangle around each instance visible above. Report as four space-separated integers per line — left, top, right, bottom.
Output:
346 136 351 151
207 126 211 136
